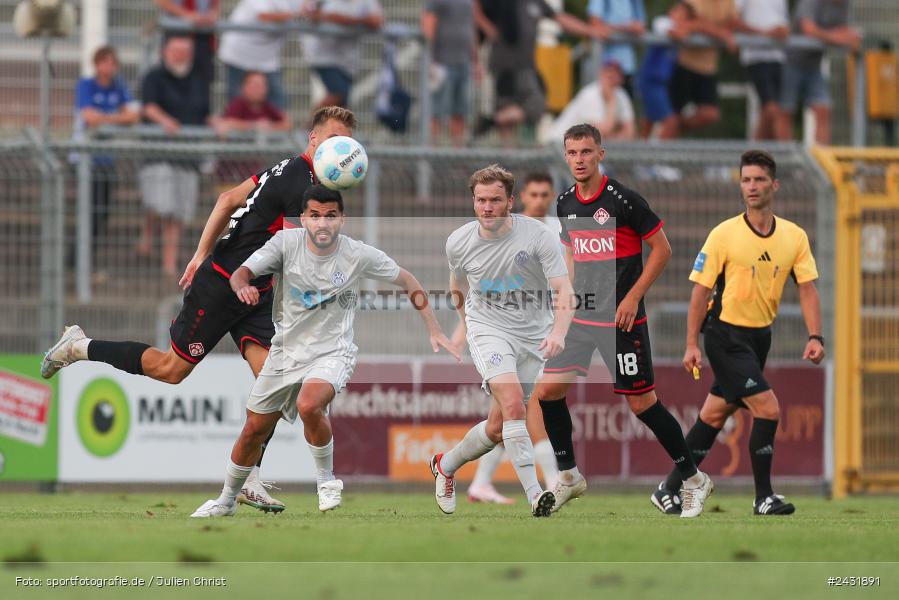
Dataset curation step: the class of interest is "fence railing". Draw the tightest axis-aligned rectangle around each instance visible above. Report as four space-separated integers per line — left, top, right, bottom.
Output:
0 135 833 367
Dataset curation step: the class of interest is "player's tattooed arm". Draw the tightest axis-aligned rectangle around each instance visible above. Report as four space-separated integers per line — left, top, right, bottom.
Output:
230 266 261 306
179 177 256 289
392 268 460 362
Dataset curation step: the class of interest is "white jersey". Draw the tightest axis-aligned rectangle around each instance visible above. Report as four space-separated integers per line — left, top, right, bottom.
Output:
446 214 568 342
242 229 400 371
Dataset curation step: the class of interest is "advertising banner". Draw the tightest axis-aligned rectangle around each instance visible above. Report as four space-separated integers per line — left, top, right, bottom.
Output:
59 357 314 482
0 354 58 481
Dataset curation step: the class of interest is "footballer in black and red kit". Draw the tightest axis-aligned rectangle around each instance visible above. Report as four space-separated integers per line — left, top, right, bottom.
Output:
546 174 663 395
535 123 713 518
169 154 316 365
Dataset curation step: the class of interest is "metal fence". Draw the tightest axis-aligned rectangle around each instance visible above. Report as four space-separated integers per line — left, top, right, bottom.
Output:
0 135 834 367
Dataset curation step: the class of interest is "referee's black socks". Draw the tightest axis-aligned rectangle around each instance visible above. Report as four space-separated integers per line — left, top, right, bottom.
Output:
637 400 698 480
539 398 577 471
664 418 721 491
749 417 778 500
88 340 150 376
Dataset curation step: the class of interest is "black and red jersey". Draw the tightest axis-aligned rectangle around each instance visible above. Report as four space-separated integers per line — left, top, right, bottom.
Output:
557 175 664 326
210 154 316 278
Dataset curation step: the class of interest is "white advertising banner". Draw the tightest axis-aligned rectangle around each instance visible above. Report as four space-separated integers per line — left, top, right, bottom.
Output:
59 357 314 482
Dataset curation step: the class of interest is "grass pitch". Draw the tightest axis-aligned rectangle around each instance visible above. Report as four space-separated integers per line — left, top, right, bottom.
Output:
1 491 897 599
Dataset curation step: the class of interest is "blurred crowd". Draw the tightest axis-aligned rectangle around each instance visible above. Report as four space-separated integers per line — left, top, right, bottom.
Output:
73 0 859 275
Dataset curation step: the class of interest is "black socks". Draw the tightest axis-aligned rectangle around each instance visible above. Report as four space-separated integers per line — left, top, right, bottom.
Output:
637 400 697 480
749 417 778 500
539 398 577 471
87 340 150 376
664 419 721 491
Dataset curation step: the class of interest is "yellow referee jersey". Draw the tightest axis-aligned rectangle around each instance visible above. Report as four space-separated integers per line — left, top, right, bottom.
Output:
689 213 818 328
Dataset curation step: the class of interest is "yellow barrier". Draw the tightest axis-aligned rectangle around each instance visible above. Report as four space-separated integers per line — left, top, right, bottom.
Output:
813 147 899 497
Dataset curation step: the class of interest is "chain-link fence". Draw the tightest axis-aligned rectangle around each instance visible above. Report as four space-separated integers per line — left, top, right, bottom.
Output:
0 135 833 366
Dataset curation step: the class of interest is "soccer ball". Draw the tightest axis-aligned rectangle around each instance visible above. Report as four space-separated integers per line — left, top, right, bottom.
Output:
313 136 368 191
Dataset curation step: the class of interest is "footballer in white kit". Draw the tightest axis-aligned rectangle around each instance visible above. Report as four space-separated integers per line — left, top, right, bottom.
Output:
430 165 575 517
192 184 458 517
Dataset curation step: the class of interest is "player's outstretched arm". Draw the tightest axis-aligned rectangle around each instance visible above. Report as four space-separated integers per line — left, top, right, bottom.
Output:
798 281 825 364
392 268 460 362
229 266 260 306
539 275 576 359
684 283 713 376
617 228 672 332
179 177 256 289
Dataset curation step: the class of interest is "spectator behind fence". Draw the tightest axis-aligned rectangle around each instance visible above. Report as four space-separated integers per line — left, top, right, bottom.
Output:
636 4 692 139
73 45 140 275
139 35 210 278
735 0 790 140
422 0 478 146
218 0 301 111
301 0 384 117
780 0 861 145
212 71 292 136
587 0 646 98
543 59 635 143
660 0 738 139
475 0 595 145
154 1 219 102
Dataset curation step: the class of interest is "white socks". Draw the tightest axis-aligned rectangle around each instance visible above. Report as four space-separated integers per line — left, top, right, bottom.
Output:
559 465 583 484
533 439 559 488
308 438 335 487
216 460 253 506
502 420 541 502
472 445 505 487
73 338 91 361
439 420 495 476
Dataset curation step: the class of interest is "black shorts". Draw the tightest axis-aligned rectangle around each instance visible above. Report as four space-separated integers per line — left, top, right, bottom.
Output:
703 317 772 407
544 320 655 395
669 65 718 112
169 258 274 364
746 62 783 105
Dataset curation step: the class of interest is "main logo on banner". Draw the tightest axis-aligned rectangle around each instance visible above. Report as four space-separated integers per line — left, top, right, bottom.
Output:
77 378 130 457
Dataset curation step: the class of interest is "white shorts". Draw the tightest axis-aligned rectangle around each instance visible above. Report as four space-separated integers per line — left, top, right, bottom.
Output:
467 330 545 402
247 354 355 423
138 162 199 221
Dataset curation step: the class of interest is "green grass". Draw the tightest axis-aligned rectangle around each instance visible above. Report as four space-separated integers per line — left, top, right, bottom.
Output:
1 492 898 599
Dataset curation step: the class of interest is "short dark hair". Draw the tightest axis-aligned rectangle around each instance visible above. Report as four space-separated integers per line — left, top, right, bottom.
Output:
302 184 344 213
93 45 117 65
563 123 602 146
740 149 777 179
522 172 553 188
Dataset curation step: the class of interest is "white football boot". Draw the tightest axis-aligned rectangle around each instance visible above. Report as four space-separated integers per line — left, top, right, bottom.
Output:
429 453 456 514
530 489 556 517
680 471 714 518
238 470 286 513
467 483 515 505
550 473 587 513
318 479 344 512
190 499 237 518
41 325 87 379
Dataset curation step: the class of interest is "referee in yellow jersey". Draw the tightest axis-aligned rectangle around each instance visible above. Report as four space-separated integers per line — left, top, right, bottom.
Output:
650 150 825 517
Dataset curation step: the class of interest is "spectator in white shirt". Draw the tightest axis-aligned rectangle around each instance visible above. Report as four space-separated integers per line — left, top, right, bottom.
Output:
543 59 635 144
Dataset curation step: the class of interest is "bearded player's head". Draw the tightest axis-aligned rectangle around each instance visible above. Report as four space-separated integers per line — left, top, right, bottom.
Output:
301 184 344 251
469 164 515 235
563 124 605 185
306 106 357 158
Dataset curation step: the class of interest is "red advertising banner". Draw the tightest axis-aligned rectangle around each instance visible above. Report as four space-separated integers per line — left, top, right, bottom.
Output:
332 360 825 481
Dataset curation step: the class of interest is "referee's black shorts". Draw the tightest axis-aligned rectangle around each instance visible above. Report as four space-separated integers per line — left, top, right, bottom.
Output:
703 317 772 407
169 258 274 364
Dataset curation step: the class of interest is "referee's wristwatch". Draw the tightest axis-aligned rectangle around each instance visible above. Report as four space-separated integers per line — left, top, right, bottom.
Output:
808 334 825 346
